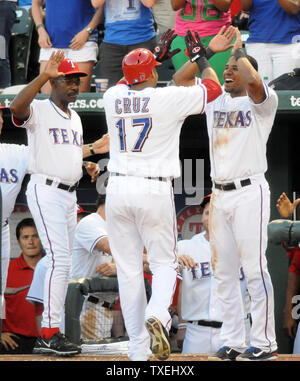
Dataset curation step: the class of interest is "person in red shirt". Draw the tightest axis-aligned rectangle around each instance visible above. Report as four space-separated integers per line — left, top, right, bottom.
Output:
0 218 44 354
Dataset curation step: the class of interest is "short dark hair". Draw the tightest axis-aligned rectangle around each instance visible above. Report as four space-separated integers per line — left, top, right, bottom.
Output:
96 193 106 209
246 54 258 72
16 218 36 240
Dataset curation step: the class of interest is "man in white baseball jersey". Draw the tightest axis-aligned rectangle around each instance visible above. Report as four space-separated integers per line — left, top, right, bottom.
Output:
0 102 108 322
103 30 224 361
176 195 250 354
72 193 120 340
0 103 30 319
174 28 278 361
9 51 102 356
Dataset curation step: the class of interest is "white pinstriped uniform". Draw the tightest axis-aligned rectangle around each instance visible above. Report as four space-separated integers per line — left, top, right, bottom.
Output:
205 84 278 352
13 99 83 331
103 81 208 361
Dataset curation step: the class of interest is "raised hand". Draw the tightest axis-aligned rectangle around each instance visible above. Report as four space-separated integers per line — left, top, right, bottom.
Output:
208 25 236 55
43 50 65 79
231 27 244 56
184 30 206 62
153 29 181 63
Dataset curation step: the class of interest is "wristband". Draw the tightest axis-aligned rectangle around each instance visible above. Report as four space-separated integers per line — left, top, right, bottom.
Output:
195 56 211 74
177 323 187 328
234 48 246 61
206 47 215 60
89 143 95 155
36 24 45 30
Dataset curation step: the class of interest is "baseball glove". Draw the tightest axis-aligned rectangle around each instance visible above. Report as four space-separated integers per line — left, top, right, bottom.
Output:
153 29 181 63
184 30 206 62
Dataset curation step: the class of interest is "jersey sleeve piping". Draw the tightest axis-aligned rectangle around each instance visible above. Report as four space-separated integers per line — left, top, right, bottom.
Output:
11 104 33 128
90 234 108 254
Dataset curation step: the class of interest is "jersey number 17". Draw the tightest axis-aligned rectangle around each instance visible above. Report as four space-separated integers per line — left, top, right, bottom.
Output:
116 117 152 152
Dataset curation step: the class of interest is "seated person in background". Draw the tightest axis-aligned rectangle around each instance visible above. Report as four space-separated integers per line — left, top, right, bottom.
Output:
0 218 44 354
71 193 120 340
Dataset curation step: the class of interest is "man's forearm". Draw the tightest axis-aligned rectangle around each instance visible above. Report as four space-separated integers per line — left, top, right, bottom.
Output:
277 0 300 15
10 72 50 120
31 0 45 26
87 4 104 30
240 0 253 11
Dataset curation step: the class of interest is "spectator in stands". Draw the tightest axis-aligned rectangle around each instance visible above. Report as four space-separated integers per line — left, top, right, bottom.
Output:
170 0 233 84
0 0 17 89
91 0 157 88
241 0 300 82
0 218 44 354
31 0 103 93
18 0 32 11
152 0 176 38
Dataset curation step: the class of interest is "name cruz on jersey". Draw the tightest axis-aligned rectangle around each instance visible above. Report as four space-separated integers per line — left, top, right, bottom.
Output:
213 110 252 128
0 168 19 184
115 95 150 114
49 128 83 146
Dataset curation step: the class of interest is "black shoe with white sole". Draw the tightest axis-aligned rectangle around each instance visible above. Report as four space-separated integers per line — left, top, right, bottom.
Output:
33 332 81 356
236 346 278 361
208 346 241 361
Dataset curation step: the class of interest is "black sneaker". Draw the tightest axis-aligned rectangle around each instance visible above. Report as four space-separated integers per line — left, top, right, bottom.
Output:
208 346 241 361
236 346 278 361
33 332 81 356
145 317 170 361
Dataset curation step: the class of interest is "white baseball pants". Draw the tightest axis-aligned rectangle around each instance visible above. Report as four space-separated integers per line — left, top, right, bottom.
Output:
210 175 277 353
106 175 178 361
26 175 77 329
0 223 9 318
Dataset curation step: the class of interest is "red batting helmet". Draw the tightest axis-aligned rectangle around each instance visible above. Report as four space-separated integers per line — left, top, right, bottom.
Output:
122 48 161 85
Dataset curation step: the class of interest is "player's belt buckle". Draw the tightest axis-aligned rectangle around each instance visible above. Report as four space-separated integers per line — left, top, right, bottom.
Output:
214 178 251 191
45 179 78 192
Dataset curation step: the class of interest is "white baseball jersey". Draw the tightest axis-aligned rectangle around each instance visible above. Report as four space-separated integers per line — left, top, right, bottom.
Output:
103 82 207 178
178 232 248 322
72 212 112 279
0 143 29 310
0 143 29 222
178 234 222 322
12 99 83 184
205 83 278 182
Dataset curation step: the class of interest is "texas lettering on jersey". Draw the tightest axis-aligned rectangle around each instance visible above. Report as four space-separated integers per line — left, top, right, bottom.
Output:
0 168 19 183
213 110 252 128
49 128 83 146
